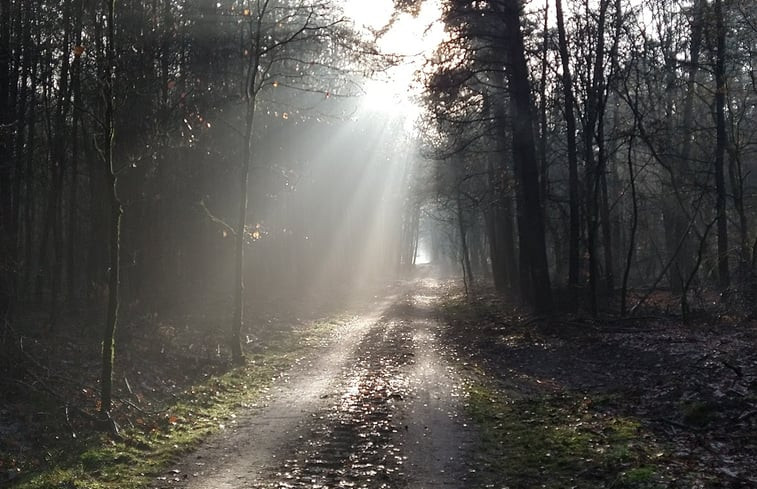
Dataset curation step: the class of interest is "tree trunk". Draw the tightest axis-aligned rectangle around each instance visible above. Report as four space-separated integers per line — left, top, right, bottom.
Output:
668 0 705 293
231 17 264 363
538 2 549 204
485 157 507 291
14 0 32 302
598 125 614 297
67 0 85 304
0 0 13 317
87 6 108 302
411 210 421 265
582 0 609 315
500 187 518 294
488 84 519 297
49 6 73 329
35 162 54 302
8 0 27 316
555 0 581 296
457 191 473 295
727 148 748 265
714 0 729 289
621 119 638 316
100 0 121 421
22 19 38 299
231 97 255 365
500 0 552 312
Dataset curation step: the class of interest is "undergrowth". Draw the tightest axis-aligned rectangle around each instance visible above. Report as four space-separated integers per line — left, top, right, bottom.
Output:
3 319 339 489
439 292 671 488
465 383 668 489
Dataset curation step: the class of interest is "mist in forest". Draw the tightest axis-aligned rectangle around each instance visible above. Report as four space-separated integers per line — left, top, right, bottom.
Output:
0 0 447 322
121 90 419 311
1 0 756 342
2 1 757 483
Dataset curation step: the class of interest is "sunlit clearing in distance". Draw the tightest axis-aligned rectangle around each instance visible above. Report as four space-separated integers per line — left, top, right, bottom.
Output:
415 241 431 265
343 0 445 117
343 0 394 30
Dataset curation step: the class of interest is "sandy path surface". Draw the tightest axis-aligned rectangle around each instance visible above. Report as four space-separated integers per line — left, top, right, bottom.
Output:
165 280 473 489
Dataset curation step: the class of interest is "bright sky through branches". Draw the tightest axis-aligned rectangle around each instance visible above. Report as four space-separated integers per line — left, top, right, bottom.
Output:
343 0 445 117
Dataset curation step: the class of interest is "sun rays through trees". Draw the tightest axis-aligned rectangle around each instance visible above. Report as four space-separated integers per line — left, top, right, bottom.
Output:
1 0 757 486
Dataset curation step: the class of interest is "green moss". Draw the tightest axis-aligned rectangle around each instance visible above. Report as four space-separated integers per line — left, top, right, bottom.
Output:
441 297 500 323
466 384 667 489
681 401 716 427
622 466 659 484
22 468 97 489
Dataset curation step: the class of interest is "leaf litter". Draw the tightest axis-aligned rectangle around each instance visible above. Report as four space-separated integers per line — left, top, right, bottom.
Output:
437 282 757 488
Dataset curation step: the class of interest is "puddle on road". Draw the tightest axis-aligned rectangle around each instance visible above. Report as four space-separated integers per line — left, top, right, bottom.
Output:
259 319 417 489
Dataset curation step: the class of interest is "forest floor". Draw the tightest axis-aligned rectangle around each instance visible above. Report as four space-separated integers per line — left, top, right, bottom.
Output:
0 283 391 488
440 285 757 488
2 275 757 488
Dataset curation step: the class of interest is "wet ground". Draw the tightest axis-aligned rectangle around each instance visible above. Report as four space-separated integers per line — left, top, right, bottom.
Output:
167 279 473 489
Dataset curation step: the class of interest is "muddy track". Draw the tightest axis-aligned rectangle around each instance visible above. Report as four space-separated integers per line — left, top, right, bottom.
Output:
167 283 473 489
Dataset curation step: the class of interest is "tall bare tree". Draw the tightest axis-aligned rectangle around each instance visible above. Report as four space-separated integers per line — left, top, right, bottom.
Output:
231 0 345 363
499 0 552 311
555 0 580 298
99 0 121 422
714 0 730 289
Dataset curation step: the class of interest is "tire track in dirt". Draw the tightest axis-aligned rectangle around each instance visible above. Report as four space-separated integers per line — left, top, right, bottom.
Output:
403 293 472 488
167 283 472 488
256 317 415 488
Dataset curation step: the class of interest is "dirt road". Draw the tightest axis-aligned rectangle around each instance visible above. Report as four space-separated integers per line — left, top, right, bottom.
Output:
168 279 473 488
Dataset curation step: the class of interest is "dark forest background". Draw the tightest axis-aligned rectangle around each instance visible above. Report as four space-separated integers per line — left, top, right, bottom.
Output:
0 0 416 336
0 0 756 423
415 0 757 320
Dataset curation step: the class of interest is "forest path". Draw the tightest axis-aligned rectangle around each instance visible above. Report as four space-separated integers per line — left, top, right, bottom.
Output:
169 278 473 489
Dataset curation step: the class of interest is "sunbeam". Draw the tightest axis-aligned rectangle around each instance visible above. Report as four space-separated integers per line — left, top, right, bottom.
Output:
347 0 445 118
7 0 757 486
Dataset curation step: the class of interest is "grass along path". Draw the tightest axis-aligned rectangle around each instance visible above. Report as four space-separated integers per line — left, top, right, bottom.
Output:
464 380 668 488
5 317 341 489
437 291 678 489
